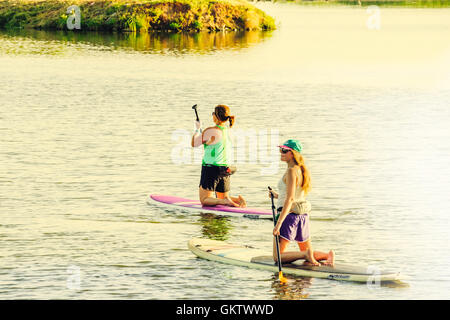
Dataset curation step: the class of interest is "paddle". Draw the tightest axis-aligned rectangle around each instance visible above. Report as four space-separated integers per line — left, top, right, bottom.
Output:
268 186 288 284
192 104 199 121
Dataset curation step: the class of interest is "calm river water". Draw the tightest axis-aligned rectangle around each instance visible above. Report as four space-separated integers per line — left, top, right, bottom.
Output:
0 4 449 299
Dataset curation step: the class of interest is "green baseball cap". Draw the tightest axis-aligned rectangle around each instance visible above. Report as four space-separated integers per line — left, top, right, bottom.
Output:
278 139 303 153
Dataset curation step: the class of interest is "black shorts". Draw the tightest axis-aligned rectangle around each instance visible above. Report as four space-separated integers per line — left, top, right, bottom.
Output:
199 165 231 193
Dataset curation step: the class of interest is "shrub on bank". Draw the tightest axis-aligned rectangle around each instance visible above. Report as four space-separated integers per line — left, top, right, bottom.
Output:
0 0 276 32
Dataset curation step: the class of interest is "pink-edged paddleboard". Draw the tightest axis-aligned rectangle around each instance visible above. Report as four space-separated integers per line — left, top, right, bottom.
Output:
148 194 272 219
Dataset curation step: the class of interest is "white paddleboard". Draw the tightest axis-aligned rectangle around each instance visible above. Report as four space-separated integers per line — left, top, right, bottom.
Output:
188 238 402 283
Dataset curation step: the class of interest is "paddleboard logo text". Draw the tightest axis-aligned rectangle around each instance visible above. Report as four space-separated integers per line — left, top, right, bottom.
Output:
327 274 350 280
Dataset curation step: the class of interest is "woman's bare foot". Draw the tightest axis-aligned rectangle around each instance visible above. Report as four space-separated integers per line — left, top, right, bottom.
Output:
323 250 335 267
237 195 247 208
305 248 320 266
223 197 239 207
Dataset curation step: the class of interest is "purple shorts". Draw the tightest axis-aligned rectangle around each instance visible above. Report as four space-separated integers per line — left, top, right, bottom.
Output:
278 211 310 243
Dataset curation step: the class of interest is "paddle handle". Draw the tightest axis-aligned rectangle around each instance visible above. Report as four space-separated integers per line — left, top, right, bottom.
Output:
192 104 199 121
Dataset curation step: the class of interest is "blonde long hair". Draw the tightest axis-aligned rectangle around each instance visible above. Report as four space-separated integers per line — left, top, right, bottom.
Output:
292 150 312 195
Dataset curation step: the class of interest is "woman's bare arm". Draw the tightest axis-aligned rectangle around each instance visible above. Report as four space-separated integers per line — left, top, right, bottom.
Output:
273 168 297 233
191 127 222 147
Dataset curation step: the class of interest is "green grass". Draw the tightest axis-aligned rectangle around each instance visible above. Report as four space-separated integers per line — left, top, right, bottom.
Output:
0 0 277 32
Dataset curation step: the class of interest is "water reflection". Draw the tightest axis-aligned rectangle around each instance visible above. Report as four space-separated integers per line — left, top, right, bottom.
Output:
379 280 410 289
271 275 312 300
0 29 273 55
199 213 232 241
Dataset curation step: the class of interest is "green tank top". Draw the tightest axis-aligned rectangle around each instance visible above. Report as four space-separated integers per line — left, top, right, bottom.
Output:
202 125 231 166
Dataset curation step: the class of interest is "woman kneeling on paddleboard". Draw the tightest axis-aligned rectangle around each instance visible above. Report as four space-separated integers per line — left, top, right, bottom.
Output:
269 139 334 266
191 105 246 208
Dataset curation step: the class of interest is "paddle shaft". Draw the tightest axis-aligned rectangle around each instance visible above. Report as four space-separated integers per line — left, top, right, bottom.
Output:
268 187 283 274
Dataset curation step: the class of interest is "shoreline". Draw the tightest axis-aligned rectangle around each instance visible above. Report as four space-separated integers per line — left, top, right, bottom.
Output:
0 0 277 32
1 1 448 35
264 0 450 8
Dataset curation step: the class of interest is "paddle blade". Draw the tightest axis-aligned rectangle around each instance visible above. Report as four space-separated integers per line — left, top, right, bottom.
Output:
279 271 288 284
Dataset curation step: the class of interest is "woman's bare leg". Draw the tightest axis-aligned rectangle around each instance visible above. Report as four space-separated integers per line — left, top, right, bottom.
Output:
216 191 246 208
199 187 239 207
232 195 246 208
273 237 320 266
299 240 334 266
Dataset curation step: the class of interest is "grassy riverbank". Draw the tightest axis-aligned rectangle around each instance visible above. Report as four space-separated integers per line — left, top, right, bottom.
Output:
283 0 450 8
0 0 276 32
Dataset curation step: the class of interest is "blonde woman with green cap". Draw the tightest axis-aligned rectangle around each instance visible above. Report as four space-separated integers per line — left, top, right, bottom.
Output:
269 139 335 266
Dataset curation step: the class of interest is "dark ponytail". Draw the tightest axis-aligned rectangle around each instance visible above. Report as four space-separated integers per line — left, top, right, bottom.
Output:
228 115 235 128
214 105 235 128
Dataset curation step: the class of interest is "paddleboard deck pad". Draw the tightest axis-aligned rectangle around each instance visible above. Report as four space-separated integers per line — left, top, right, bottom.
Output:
188 238 402 283
149 194 272 219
